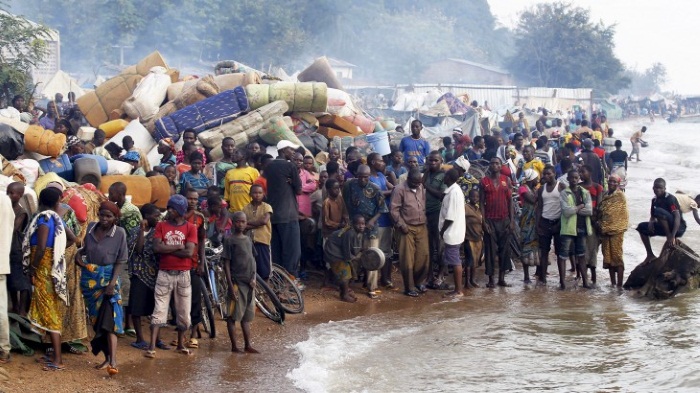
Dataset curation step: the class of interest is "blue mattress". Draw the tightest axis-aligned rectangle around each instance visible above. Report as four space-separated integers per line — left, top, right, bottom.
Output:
154 86 249 142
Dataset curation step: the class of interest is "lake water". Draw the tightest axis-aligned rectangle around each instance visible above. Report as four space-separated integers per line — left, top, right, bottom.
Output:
287 119 700 393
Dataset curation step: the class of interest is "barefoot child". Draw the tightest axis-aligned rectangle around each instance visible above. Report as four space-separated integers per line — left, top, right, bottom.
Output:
321 178 348 287
242 184 273 280
323 215 366 303
222 211 259 354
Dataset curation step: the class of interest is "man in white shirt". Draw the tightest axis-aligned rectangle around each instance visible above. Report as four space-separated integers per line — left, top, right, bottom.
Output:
0 193 13 362
438 169 466 298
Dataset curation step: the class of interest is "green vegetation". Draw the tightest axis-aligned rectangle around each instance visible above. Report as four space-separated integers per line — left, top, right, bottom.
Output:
11 0 508 83
506 2 629 94
0 2 51 106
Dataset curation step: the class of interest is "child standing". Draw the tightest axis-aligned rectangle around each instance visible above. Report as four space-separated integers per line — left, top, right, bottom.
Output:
222 211 259 354
7 182 29 315
323 215 366 303
322 179 348 238
242 184 273 280
206 195 232 247
440 136 456 162
464 188 483 288
179 151 210 203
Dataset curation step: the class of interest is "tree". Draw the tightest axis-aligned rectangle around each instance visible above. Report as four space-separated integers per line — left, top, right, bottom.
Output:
506 2 629 94
0 4 52 106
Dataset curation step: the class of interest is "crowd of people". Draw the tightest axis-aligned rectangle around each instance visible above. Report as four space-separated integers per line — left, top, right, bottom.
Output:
0 94 698 378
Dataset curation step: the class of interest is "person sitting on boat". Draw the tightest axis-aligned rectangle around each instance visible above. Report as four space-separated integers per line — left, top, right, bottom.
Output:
637 178 686 265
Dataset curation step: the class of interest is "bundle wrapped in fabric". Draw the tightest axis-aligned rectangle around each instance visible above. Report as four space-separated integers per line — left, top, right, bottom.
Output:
153 86 249 142
122 66 172 122
23 125 66 158
197 100 289 149
297 56 344 90
1 154 26 184
245 82 327 112
10 159 40 187
259 116 306 148
77 51 169 127
165 73 258 102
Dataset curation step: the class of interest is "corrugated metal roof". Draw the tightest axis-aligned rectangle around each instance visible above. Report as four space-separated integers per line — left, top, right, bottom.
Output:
326 57 357 68
346 83 593 112
445 58 510 75
518 87 592 100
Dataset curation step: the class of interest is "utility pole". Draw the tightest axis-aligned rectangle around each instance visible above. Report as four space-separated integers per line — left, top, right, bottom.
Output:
111 45 134 66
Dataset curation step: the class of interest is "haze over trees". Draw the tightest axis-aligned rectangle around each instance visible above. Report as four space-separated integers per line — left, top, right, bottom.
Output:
8 0 663 95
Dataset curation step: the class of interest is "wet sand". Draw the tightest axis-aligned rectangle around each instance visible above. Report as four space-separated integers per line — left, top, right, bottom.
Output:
0 262 618 393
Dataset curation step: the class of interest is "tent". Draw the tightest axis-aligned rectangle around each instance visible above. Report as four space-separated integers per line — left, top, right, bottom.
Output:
38 70 86 100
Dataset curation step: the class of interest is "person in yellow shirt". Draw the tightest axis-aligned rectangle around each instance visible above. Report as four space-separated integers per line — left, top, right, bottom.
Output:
224 149 260 213
517 145 545 182
591 125 603 144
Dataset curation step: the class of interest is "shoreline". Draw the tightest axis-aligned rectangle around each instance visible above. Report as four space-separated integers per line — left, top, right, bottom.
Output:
1 261 593 393
0 266 457 393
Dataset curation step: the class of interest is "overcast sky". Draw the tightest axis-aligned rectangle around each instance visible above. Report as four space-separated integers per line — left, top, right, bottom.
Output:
488 0 699 94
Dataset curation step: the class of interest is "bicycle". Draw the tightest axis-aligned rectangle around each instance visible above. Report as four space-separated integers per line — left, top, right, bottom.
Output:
269 264 304 314
203 241 227 319
254 273 286 324
195 274 217 339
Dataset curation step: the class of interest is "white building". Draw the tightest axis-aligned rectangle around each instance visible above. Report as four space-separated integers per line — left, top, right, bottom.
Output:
327 57 357 80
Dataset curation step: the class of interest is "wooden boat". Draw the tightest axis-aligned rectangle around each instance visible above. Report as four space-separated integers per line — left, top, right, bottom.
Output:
667 113 700 123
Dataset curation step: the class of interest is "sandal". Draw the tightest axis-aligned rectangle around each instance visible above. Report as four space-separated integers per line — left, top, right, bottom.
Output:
368 292 379 299
124 329 137 338
107 366 119 376
404 290 419 297
36 355 51 364
186 339 199 349
130 341 150 350
42 362 65 371
170 339 179 347
156 339 171 350
144 350 156 359
176 348 192 355
66 344 85 355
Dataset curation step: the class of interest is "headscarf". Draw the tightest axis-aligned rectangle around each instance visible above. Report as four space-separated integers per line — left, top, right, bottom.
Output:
159 138 176 153
167 194 188 217
99 201 121 219
453 155 471 172
66 135 81 148
122 150 140 162
523 168 539 183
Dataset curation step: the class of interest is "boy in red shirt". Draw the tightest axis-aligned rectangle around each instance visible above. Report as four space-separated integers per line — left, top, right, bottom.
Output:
146 195 198 358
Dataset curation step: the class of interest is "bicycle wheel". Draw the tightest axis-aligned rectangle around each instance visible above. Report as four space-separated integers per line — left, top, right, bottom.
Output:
270 264 304 314
254 274 285 324
214 266 228 319
200 288 217 338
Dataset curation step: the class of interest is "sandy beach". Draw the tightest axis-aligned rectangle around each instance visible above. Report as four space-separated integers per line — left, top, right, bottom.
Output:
0 266 437 392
